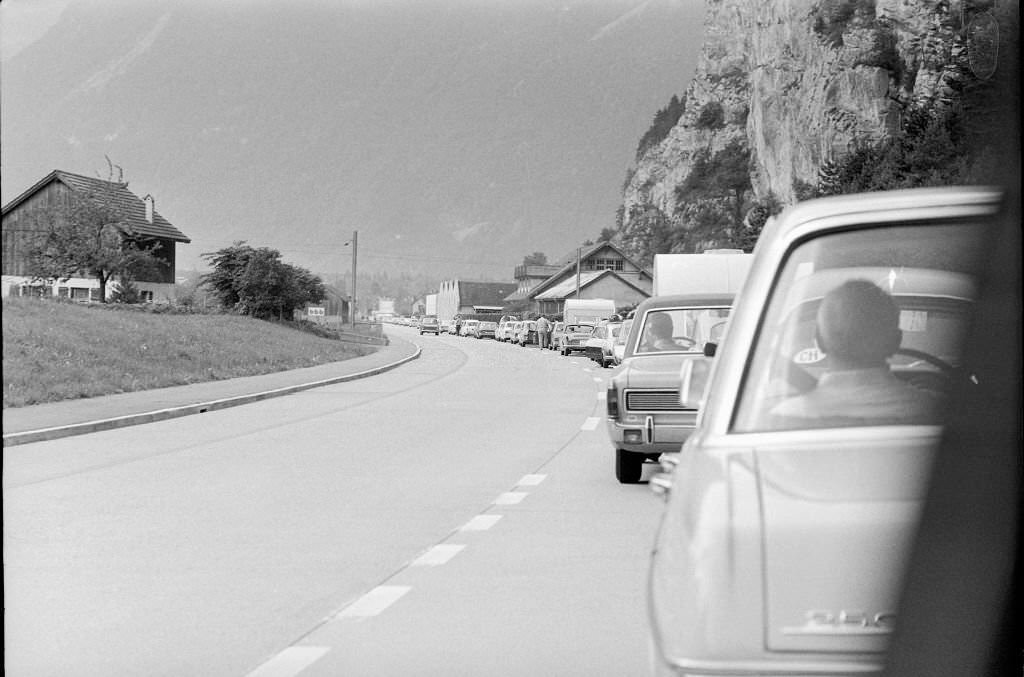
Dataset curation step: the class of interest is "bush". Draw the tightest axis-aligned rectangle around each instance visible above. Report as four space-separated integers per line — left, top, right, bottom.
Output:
696 101 726 130
812 0 876 47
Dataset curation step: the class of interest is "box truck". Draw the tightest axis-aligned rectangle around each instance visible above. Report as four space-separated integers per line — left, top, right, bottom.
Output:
652 251 753 296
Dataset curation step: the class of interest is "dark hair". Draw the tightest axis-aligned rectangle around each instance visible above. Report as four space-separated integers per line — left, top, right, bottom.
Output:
816 279 901 367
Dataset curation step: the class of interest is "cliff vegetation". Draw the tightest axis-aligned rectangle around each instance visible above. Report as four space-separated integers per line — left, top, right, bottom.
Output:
613 0 1018 265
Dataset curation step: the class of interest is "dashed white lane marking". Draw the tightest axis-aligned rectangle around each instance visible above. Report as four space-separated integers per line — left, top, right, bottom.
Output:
245 646 330 677
411 544 465 567
580 417 600 431
336 585 411 619
596 391 607 400
583 367 593 372
592 377 603 383
494 491 528 505
461 514 502 531
517 474 547 486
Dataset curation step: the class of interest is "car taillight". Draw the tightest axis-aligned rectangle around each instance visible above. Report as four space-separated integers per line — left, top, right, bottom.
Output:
606 387 619 418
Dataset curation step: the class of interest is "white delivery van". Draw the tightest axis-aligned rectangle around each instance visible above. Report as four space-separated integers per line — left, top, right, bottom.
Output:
562 298 615 325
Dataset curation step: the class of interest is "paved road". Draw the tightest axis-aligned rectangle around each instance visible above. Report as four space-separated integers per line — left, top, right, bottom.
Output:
4 326 664 676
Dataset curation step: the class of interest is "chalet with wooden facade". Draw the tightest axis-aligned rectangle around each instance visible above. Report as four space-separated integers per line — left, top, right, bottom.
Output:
524 241 652 316
1 170 190 302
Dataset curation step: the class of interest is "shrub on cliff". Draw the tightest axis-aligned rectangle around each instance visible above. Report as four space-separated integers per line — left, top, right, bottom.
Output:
636 95 686 160
695 101 726 130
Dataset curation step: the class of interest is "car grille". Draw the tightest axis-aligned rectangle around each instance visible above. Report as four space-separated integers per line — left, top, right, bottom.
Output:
625 390 684 411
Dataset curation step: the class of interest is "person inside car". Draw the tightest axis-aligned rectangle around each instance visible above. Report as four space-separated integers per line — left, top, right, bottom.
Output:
641 312 693 352
771 279 940 426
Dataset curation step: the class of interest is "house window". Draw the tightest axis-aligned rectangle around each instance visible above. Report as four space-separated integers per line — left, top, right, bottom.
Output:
587 258 623 271
19 285 48 298
71 287 92 301
140 290 154 303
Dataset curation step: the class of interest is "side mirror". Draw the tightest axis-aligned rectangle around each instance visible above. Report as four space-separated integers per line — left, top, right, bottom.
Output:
703 342 717 357
679 358 712 409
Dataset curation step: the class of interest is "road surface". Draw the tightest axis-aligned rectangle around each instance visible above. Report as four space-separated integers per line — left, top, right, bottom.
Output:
4 326 665 676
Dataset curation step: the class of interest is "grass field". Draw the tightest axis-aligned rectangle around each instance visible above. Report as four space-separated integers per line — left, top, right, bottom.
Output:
2 297 375 408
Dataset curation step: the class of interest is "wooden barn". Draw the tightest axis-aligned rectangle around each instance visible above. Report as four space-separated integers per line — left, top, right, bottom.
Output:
1 170 190 302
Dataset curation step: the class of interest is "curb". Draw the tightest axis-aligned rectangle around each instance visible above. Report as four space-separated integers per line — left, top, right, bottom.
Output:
3 345 422 448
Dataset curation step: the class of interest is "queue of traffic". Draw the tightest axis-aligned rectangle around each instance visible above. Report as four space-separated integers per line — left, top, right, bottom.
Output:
400 186 1013 677
415 311 631 367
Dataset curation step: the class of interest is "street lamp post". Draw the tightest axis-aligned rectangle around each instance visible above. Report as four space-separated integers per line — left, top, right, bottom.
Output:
351 230 358 326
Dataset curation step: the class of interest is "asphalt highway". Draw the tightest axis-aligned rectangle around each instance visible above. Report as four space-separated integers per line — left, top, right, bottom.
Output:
4 326 664 677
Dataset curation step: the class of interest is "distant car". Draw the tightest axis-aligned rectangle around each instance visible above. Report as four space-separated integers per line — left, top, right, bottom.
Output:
605 294 734 483
418 315 440 335
440 319 456 334
558 323 594 356
508 321 524 343
646 186 1004 677
459 320 479 337
474 320 497 339
516 320 538 346
548 321 565 350
584 320 623 367
611 318 633 365
495 319 514 341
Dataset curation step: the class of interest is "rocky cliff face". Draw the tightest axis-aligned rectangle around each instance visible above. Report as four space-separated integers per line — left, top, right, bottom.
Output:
622 0 978 230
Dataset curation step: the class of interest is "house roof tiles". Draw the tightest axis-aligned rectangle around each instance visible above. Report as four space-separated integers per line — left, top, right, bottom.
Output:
532 270 651 300
1 170 190 243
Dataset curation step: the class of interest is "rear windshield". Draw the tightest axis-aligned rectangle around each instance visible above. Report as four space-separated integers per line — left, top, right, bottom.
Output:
732 221 988 432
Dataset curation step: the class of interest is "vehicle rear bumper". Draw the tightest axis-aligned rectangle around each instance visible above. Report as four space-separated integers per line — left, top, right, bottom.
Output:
606 419 694 455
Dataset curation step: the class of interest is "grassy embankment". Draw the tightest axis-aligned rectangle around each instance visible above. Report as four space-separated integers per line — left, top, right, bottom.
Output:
2 297 374 408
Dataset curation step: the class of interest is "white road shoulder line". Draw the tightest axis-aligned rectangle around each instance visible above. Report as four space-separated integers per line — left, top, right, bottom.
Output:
517 474 547 486
411 544 465 567
245 646 330 677
336 585 411 619
460 514 502 531
596 391 607 400
494 491 528 505
592 376 603 383
580 417 600 431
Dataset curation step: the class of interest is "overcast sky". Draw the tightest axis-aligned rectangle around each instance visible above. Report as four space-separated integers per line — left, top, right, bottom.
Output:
1 0 706 280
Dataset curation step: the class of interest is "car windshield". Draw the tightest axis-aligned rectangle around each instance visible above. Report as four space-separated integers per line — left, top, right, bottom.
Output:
634 307 731 355
732 221 988 432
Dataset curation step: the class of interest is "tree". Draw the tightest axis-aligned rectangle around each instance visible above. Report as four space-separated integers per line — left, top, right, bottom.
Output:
522 251 548 266
597 227 618 243
201 242 326 320
24 160 164 302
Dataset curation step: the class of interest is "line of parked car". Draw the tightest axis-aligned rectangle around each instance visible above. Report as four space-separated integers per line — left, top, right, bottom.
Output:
403 186 1018 677
415 314 631 368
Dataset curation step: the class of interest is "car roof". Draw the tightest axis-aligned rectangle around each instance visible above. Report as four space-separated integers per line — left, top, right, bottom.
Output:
634 293 735 312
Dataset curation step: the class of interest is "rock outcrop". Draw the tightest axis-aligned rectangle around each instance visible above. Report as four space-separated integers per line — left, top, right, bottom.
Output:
622 0 983 232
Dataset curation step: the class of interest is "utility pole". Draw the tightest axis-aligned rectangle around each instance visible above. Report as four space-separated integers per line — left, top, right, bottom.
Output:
350 230 358 326
575 246 581 299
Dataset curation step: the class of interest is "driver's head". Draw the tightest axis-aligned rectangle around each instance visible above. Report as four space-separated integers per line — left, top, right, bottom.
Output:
647 312 674 339
816 279 902 368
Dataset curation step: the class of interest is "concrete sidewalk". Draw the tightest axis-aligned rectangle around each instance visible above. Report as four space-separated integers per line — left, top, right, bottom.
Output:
2 335 420 447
